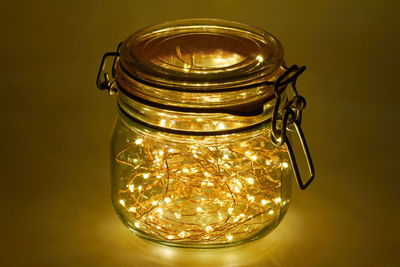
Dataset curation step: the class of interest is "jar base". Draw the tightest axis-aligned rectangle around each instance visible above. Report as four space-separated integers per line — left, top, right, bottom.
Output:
123 218 282 249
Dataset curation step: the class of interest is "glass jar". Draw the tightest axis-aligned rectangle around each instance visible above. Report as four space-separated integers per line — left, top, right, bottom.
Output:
96 19 315 248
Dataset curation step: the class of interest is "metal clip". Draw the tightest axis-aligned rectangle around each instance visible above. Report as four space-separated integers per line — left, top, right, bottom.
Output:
96 42 122 95
270 65 315 190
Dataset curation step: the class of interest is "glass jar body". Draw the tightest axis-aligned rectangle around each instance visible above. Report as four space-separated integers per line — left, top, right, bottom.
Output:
110 110 293 248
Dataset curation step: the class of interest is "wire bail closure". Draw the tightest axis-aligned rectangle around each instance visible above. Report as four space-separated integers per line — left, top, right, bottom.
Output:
96 42 122 95
270 65 315 190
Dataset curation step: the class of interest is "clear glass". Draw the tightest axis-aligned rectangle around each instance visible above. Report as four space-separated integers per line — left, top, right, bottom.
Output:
109 18 294 248
111 108 292 248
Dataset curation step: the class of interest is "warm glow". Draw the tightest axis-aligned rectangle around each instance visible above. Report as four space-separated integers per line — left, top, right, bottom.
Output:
115 133 288 245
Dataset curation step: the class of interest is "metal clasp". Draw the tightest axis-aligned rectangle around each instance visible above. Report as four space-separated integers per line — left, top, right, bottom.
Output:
96 42 122 95
271 65 315 190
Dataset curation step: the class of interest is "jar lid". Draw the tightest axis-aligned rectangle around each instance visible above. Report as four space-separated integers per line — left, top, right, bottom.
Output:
113 19 291 116
118 19 284 91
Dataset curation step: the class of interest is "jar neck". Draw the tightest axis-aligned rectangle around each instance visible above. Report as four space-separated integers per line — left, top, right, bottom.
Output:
117 89 288 134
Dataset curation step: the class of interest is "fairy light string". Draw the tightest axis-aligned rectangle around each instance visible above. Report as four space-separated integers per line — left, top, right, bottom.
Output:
115 132 289 244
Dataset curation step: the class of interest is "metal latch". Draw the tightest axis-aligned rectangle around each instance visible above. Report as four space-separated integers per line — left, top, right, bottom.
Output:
271 65 315 190
96 42 122 95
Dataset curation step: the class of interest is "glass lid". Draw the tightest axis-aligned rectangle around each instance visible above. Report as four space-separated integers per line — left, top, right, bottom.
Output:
118 18 284 91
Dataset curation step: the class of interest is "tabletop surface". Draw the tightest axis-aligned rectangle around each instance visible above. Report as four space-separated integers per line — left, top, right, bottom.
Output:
1 1 399 266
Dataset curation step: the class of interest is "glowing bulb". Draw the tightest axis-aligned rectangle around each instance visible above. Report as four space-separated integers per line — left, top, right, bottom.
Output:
178 231 186 238
160 119 166 126
129 207 136 212
256 55 264 62
164 197 171 203
217 123 226 130
266 160 271 166
228 208 234 214
156 226 161 229
282 162 289 168
234 186 240 193
152 201 157 206
134 222 140 228
204 172 211 177
119 200 125 206
207 182 214 187
143 173 149 179
226 235 233 241
269 210 274 215
223 154 229 159
247 178 254 184
129 184 134 192
261 199 269 206
182 168 189 174
174 213 181 219
205 226 213 232
138 185 142 191
251 155 257 161
247 195 255 202
234 179 242 187
156 175 162 179
274 197 281 204
167 235 174 239
156 208 163 214
135 138 143 145
196 207 203 213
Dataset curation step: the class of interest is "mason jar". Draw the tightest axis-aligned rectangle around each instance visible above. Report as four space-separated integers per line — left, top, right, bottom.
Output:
96 19 314 248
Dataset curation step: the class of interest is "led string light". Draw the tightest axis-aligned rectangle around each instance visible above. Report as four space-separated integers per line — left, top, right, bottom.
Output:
115 133 289 244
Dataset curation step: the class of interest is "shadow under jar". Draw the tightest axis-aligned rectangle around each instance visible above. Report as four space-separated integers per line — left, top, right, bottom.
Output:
96 19 315 248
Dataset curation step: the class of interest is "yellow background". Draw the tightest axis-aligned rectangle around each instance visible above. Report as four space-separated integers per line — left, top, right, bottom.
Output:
1 0 399 266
